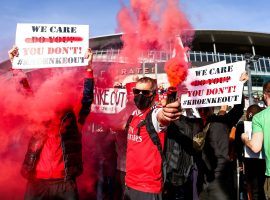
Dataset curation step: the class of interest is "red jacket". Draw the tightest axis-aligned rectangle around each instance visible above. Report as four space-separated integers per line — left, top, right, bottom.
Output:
35 126 65 179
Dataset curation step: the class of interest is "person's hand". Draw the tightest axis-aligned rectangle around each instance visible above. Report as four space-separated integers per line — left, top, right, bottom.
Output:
240 71 248 83
84 48 93 71
163 100 182 121
218 105 228 115
8 45 25 75
241 132 249 143
158 100 182 125
8 45 19 63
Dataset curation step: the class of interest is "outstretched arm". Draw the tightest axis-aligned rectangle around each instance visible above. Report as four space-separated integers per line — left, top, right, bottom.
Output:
78 48 95 125
8 46 33 95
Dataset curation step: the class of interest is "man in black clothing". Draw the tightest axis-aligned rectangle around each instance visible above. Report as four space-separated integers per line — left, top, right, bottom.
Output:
199 71 249 200
198 93 246 200
164 115 203 200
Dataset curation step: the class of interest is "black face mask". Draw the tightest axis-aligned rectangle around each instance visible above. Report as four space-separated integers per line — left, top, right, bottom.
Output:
134 94 154 110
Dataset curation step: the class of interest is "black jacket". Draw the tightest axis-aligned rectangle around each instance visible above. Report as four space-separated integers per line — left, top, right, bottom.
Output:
201 97 244 180
166 115 203 186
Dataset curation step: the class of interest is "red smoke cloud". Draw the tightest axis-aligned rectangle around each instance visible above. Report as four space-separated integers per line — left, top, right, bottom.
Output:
115 0 194 86
0 66 129 199
0 68 84 198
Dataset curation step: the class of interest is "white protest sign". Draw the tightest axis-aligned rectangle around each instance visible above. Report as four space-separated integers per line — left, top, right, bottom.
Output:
244 121 265 159
13 23 89 69
92 88 127 114
181 60 246 108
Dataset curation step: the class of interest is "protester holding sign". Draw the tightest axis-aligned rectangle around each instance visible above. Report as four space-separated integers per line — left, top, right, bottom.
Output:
8 46 94 200
241 81 270 200
198 72 248 200
181 61 246 109
13 23 89 69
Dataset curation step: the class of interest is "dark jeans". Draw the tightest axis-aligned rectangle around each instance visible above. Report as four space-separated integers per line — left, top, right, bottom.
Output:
163 182 192 200
114 170 125 200
199 176 233 200
124 186 162 200
245 158 266 200
96 176 115 200
24 178 79 200
164 165 199 200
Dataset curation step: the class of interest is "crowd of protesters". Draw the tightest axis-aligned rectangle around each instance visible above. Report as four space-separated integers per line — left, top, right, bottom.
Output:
8 45 270 200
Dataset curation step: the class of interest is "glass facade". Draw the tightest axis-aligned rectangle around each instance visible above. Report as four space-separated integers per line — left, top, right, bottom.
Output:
93 49 270 74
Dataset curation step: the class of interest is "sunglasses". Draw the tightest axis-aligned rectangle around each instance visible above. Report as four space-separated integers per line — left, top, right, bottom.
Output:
132 88 155 96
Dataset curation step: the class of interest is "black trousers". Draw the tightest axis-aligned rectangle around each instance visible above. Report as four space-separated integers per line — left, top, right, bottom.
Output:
123 186 162 200
199 177 233 200
24 178 79 200
114 170 126 200
245 158 266 200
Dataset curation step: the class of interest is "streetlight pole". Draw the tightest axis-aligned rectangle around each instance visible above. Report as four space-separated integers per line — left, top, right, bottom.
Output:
246 59 254 105
244 54 260 106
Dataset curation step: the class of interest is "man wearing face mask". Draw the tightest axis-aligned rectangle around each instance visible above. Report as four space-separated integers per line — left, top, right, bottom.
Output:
123 77 181 200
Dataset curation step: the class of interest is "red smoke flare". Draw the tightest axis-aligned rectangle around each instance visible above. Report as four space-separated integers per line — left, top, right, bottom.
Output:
164 56 188 87
164 35 191 87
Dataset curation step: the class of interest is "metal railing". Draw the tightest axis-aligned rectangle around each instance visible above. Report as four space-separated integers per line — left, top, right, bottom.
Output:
92 49 172 63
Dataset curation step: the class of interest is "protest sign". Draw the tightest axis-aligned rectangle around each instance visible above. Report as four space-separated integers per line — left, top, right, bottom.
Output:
181 60 246 108
244 121 265 159
13 23 89 69
92 87 127 114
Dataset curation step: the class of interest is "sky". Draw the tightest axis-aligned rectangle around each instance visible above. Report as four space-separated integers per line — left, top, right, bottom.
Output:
1 0 270 63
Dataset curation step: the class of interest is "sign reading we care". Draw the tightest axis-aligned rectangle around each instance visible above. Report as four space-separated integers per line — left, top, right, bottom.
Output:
13 23 89 69
181 61 246 108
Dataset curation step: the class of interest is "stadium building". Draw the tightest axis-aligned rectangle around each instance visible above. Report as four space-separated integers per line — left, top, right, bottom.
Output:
1 30 270 103
87 30 270 103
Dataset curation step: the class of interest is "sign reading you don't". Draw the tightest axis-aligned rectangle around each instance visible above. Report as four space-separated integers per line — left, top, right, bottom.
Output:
13 23 89 69
181 61 246 108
